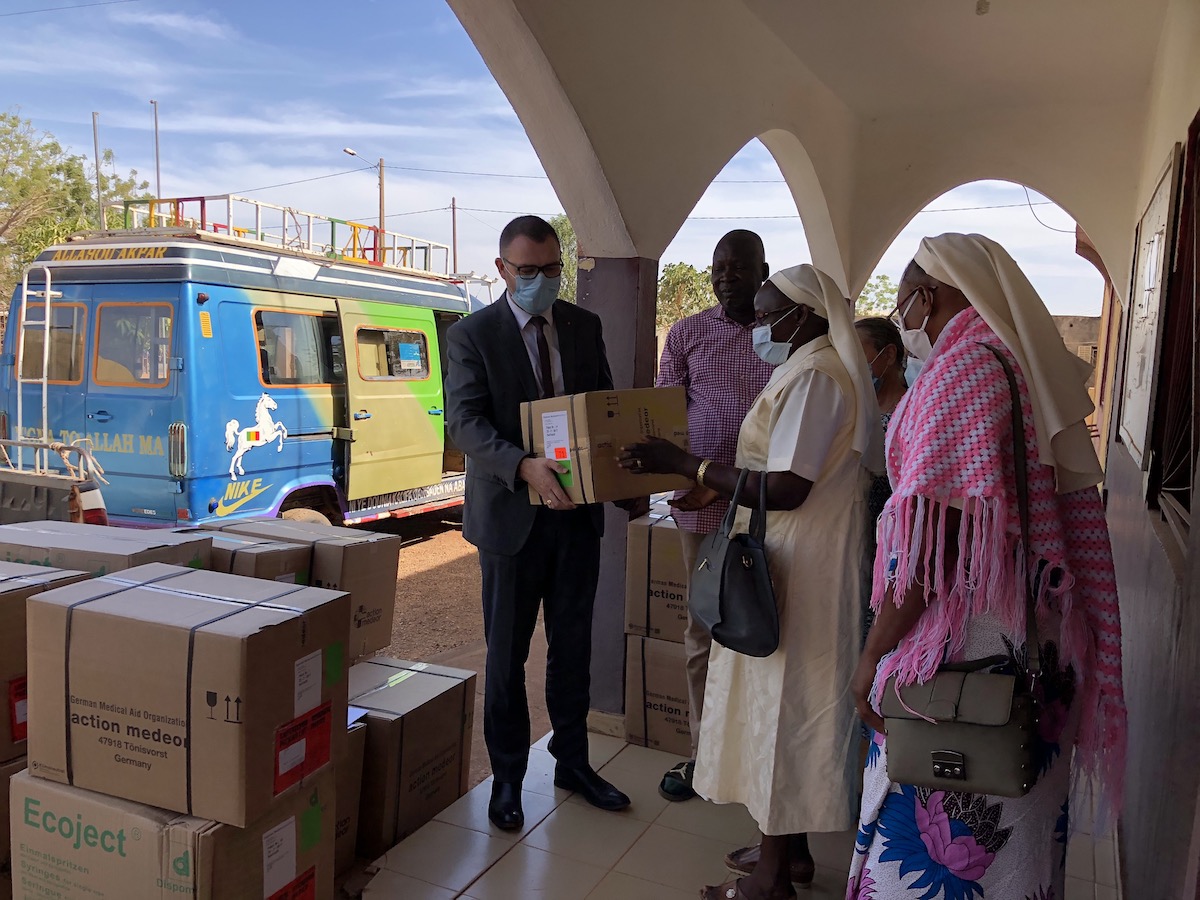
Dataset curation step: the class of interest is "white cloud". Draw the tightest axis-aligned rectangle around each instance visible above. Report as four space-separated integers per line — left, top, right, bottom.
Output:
107 9 236 41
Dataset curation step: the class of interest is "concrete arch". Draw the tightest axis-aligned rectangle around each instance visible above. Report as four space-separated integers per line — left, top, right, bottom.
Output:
846 103 1143 299
445 0 636 258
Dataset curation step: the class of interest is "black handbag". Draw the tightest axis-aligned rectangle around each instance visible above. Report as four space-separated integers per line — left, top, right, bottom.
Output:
689 468 780 657
880 344 1041 798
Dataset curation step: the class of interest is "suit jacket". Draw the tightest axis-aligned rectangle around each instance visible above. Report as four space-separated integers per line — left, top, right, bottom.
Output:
445 294 614 556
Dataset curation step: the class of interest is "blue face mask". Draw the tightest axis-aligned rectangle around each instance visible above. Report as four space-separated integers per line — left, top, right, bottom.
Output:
752 307 800 366
510 272 561 315
905 355 924 385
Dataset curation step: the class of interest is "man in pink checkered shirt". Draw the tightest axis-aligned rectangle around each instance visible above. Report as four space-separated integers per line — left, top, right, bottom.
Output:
654 230 774 801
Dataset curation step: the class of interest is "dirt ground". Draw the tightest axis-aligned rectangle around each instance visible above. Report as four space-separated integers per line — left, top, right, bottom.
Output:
370 510 484 659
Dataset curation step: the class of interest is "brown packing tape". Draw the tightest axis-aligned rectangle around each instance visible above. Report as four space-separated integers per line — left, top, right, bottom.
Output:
59 569 311 815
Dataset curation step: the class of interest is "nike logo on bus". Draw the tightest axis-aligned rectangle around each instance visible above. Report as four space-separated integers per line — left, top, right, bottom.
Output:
215 479 272 516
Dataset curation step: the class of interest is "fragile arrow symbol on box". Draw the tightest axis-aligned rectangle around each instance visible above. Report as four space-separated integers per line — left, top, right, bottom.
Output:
224 696 243 724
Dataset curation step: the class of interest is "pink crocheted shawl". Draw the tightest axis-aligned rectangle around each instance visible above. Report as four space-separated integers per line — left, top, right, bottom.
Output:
872 308 1126 806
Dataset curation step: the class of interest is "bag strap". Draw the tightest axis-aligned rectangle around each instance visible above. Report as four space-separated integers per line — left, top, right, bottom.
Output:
981 343 1041 677
748 467 768 543
719 468 752 537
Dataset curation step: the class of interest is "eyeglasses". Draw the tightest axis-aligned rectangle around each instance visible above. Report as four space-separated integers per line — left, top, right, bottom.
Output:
502 258 564 280
753 306 799 327
889 286 934 329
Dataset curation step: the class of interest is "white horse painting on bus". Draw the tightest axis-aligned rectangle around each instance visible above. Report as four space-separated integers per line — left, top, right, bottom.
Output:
225 392 288 479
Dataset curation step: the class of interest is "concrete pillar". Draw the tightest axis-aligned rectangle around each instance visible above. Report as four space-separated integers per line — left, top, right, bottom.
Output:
576 255 659 713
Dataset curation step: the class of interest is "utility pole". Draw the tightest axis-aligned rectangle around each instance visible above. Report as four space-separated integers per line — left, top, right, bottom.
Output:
91 113 103 229
451 197 458 272
150 99 162 199
378 157 385 240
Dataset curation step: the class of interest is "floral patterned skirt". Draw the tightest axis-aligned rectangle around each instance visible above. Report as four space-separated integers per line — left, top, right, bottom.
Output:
848 636 1078 900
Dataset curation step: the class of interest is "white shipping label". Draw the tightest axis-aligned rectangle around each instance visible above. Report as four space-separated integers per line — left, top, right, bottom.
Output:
541 410 570 462
262 816 298 898
294 649 322 717
14 698 27 725
279 738 307 775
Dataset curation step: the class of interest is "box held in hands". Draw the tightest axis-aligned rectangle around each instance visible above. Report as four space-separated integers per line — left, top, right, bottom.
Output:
520 387 690 505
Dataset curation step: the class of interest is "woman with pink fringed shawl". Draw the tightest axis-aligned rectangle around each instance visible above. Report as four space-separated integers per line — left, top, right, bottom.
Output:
846 234 1126 900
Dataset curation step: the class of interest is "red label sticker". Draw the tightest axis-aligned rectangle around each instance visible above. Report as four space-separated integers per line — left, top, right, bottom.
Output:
267 866 316 900
9 676 27 743
554 446 568 460
273 702 331 795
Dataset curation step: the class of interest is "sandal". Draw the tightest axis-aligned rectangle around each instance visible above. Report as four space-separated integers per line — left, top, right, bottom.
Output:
659 759 697 801
699 878 797 900
724 844 815 887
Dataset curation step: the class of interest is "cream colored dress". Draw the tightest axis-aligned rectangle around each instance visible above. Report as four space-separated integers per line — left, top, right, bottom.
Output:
693 335 868 836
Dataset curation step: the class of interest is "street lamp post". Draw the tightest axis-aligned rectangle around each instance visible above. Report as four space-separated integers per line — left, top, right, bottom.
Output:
150 99 162 199
343 148 385 258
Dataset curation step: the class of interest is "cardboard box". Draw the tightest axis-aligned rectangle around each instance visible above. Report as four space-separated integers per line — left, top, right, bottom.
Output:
176 528 312 584
202 520 400 661
1 757 24 900
26 563 349 827
624 636 691 757
519 387 691 505
624 513 689 643
8 766 335 900
335 715 367 877
0 522 211 576
0 564 91 764
348 658 475 860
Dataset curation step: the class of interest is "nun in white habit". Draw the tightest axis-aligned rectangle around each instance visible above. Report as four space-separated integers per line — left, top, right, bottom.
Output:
620 264 883 900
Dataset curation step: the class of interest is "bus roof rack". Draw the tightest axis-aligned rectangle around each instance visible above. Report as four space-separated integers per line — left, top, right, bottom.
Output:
101 194 453 277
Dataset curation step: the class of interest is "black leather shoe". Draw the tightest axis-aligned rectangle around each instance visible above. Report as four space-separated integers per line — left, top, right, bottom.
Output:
488 781 524 830
553 765 631 811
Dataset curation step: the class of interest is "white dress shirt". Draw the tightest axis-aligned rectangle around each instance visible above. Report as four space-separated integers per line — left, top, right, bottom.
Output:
507 294 565 397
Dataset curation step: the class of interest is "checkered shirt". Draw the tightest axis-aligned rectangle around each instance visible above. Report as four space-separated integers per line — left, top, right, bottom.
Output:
656 305 774 534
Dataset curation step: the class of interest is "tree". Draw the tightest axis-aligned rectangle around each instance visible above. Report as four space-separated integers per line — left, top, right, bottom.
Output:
656 262 715 330
854 273 899 317
549 214 577 303
0 113 149 305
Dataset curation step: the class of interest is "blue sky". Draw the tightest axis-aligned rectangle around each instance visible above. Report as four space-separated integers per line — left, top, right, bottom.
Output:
2 0 1101 314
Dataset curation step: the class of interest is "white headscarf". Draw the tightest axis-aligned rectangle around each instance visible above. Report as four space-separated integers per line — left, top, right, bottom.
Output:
914 233 1103 494
767 264 886 474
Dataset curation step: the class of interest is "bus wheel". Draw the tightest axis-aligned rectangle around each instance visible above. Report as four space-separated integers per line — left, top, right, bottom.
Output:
281 507 332 526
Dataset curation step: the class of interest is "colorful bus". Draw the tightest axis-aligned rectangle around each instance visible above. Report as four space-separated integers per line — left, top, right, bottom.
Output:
0 195 471 528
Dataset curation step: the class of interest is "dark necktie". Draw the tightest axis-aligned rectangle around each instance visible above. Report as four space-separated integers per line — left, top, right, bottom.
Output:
530 315 556 399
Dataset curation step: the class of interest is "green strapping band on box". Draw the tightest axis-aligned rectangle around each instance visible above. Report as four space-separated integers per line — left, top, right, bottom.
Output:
301 804 323 851
386 671 416 688
324 642 344 686
555 460 573 488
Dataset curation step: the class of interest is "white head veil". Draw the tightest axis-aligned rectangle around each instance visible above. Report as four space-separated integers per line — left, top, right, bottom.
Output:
914 233 1103 494
767 265 886 474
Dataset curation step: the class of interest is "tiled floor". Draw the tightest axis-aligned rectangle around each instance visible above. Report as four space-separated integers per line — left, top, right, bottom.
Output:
361 735 1123 899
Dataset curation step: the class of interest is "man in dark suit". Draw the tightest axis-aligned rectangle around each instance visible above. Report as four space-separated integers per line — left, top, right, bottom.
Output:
445 215 631 830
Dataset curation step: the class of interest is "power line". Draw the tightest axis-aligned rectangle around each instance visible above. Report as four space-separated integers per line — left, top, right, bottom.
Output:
232 167 373 195
0 0 142 16
1022 186 1077 233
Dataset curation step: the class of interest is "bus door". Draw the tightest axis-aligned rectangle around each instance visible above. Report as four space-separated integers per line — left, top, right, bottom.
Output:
10 283 91 461
85 288 179 522
335 299 443 500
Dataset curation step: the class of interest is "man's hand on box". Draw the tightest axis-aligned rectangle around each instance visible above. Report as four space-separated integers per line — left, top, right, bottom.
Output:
519 457 578 510
669 486 719 512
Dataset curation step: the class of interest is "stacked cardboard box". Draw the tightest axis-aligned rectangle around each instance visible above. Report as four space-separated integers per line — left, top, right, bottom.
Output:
0 561 89 900
200 519 401 662
11 561 351 899
0 520 212 575
623 511 693 757
176 528 312 584
348 658 476 861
